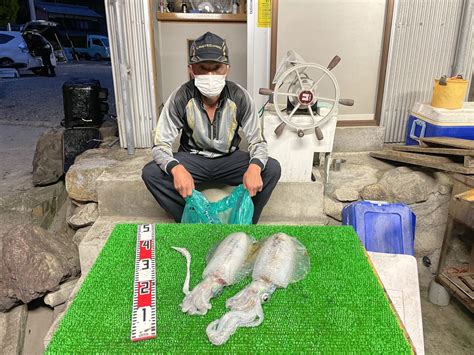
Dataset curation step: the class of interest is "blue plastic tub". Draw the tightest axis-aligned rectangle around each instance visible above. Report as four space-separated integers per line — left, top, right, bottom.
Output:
342 201 416 255
405 102 474 145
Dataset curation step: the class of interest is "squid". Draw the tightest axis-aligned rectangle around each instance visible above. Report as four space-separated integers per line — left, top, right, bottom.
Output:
206 232 310 346
173 232 255 315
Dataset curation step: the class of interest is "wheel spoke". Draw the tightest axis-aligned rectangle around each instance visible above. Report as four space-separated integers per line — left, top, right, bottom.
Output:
308 106 319 124
317 96 336 103
295 70 305 89
310 71 329 91
287 103 301 120
275 91 298 97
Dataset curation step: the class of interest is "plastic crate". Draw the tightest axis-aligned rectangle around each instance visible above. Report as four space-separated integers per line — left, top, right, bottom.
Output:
342 201 416 255
406 102 474 145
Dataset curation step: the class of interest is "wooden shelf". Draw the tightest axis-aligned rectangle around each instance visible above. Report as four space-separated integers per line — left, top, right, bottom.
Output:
156 12 247 23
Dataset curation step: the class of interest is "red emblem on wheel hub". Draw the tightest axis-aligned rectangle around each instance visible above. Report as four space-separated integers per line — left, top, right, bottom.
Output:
298 90 314 105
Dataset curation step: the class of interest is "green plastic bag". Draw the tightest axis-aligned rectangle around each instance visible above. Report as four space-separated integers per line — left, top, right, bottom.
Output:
181 184 254 224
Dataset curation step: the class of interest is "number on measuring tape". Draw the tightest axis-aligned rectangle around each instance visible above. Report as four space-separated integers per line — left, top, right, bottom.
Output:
139 281 150 295
131 224 156 342
140 224 152 241
141 240 151 250
141 259 150 270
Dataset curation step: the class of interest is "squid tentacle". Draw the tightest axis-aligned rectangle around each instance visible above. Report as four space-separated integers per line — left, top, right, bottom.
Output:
171 247 191 295
181 277 222 315
206 302 264 346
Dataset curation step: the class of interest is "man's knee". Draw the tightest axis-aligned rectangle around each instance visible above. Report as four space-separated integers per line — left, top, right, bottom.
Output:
142 161 164 183
264 157 281 181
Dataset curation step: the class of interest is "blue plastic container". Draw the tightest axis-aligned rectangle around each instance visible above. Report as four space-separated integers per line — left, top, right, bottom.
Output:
406 115 474 145
342 201 416 256
405 102 474 145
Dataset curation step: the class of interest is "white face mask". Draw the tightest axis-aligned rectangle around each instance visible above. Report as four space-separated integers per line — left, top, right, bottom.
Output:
194 74 226 98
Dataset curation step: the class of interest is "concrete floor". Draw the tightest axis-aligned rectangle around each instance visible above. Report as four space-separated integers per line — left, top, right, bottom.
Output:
0 124 46 199
22 301 53 355
420 288 474 354
0 61 115 126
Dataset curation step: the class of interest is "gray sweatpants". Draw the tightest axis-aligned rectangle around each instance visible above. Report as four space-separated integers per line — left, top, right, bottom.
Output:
142 150 281 224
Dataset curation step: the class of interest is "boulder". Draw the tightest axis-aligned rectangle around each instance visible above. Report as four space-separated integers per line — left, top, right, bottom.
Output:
65 157 118 202
360 183 390 201
334 187 359 202
328 163 379 192
378 167 438 204
44 279 78 307
32 127 65 186
0 258 19 312
73 226 91 246
67 203 98 229
438 184 451 195
323 196 345 221
412 193 450 256
0 225 80 311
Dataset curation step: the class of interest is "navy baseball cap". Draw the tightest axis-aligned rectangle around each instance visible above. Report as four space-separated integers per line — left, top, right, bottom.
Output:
189 32 229 65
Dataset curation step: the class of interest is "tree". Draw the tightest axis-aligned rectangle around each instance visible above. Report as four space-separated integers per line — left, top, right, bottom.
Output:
0 0 20 26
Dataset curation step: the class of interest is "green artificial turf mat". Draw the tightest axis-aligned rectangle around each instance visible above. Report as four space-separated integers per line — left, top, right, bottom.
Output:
46 224 412 353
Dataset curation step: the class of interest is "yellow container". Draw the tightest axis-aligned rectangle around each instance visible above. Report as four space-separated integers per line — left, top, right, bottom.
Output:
431 77 468 109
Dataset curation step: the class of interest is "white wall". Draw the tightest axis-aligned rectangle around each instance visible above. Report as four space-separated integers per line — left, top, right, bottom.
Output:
277 0 386 119
157 22 247 102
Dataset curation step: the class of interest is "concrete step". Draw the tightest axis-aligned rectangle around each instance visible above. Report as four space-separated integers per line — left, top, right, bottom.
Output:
96 156 326 224
0 304 27 355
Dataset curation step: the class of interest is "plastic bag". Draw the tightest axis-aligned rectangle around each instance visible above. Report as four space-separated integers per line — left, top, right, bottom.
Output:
181 184 254 224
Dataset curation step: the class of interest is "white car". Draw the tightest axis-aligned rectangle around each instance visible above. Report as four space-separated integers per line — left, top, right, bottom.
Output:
0 31 56 72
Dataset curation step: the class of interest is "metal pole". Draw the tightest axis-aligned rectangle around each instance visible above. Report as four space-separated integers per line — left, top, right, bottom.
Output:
113 0 136 155
29 0 36 21
452 0 473 76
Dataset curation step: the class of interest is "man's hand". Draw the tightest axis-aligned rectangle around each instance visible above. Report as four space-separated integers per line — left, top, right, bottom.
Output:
243 164 263 197
171 164 195 198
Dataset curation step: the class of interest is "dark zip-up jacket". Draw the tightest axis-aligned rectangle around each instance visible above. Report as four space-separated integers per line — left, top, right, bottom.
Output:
152 80 268 174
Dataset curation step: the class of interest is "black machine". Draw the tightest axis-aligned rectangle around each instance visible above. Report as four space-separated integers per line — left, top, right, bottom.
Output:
62 78 109 128
62 78 109 171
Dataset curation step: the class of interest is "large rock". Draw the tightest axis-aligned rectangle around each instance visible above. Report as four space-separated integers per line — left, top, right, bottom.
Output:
334 187 359 202
328 163 379 192
67 202 98 229
365 167 438 205
0 225 80 312
412 193 450 256
65 157 119 202
323 196 345 221
72 226 91 246
0 257 19 312
32 127 64 186
0 180 66 216
44 279 78 307
360 183 390 201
